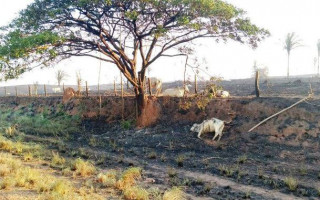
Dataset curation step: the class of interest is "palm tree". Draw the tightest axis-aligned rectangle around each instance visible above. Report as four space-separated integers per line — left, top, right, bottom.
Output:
317 39 320 77
284 32 302 78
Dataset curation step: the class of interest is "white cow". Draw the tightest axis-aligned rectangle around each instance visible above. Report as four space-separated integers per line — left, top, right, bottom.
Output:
216 90 230 98
52 87 61 93
149 77 162 96
162 85 189 97
190 118 225 141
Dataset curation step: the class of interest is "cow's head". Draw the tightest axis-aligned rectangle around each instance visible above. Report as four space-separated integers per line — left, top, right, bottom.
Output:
190 124 201 132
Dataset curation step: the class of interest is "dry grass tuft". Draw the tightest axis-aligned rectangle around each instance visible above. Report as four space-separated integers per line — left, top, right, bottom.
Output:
5 125 18 137
23 152 34 162
51 151 66 167
71 158 96 177
163 187 186 200
123 186 149 200
116 167 142 190
284 176 298 191
97 170 117 187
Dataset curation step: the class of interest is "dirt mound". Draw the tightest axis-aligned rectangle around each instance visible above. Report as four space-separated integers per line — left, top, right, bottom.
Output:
63 87 76 103
137 97 161 127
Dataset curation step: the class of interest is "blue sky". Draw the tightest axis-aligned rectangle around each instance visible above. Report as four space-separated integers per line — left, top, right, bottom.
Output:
1 0 320 86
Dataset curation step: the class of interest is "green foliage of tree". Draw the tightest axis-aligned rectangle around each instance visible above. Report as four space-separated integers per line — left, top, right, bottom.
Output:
0 0 269 118
283 32 302 78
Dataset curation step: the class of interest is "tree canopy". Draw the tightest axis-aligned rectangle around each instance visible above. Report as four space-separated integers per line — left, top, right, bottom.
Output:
0 0 269 84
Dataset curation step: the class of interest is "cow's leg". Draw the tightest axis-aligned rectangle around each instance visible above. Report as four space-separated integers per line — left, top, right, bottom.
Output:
212 131 219 141
197 126 203 139
197 130 202 139
217 132 222 141
217 124 225 141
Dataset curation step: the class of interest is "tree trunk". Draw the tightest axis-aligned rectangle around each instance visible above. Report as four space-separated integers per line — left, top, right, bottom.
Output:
183 56 188 96
255 71 260 98
135 85 147 127
136 87 146 115
287 53 290 78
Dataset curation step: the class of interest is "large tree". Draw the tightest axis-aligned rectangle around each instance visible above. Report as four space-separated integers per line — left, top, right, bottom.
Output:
283 32 302 78
0 0 268 120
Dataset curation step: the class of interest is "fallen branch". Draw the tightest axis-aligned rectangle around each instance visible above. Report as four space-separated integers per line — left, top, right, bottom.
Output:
248 94 313 132
202 156 223 161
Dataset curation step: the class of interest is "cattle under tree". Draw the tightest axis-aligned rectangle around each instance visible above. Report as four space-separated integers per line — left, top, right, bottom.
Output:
0 0 269 125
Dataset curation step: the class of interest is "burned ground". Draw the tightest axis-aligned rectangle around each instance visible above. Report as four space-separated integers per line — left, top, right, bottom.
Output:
1 85 320 199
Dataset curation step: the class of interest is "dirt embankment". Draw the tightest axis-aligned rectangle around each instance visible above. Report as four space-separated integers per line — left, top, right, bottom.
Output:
1 96 320 137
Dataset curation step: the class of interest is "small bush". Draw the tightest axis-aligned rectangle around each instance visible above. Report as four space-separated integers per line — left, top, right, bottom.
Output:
97 170 117 187
71 158 96 177
147 151 157 159
163 187 186 200
5 125 17 137
51 180 73 195
284 177 298 191
23 152 34 162
116 167 142 190
62 167 72 176
167 168 177 178
51 152 66 167
14 167 41 188
176 155 185 167
123 186 149 200
121 120 132 130
237 155 247 164
0 164 11 177
218 164 235 177
0 177 15 189
0 137 14 152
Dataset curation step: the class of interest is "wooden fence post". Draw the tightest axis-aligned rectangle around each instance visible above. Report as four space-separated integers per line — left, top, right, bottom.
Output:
15 87 18 97
44 84 47 97
255 71 260 98
28 85 31 97
4 87 6 97
85 81 89 97
99 95 102 115
120 75 124 97
148 78 152 96
195 74 198 94
114 80 117 96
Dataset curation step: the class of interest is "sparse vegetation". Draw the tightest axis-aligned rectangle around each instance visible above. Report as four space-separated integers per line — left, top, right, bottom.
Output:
51 151 66 168
299 165 307 176
163 187 186 200
97 170 117 188
147 151 157 159
257 167 264 179
4 125 17 137
167 168 177 178
71 158 96 177
237 154 248 164
284 177 298 191
123 186 149 200
176 155 185 167
121 120 133 130
219 164 235 177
